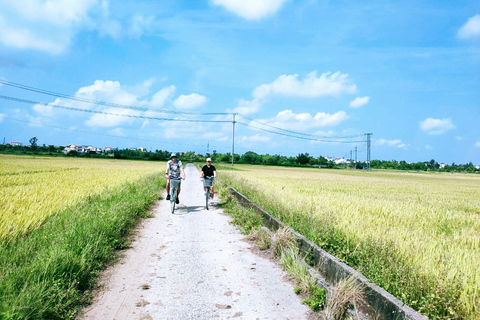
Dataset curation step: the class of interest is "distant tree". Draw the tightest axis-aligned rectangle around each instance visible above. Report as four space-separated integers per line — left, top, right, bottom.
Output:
29 137 38 150
296 153 310 165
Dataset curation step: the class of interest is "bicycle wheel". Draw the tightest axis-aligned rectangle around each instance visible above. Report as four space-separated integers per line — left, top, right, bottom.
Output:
171 188 176 214
205 188 209 210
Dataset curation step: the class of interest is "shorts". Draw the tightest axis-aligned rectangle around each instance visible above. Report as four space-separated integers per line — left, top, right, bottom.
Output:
203 177 214 187
170 179 181 189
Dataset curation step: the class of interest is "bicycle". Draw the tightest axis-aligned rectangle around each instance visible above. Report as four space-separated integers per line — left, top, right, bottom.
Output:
170 178 181 214
202 176 214 210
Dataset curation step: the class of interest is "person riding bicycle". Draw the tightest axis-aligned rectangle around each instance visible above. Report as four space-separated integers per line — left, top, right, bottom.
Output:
201 157 216 200
165 153 186 204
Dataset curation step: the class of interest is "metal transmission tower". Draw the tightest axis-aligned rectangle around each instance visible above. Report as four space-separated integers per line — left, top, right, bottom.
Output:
365 133 373 170
231 113 237 165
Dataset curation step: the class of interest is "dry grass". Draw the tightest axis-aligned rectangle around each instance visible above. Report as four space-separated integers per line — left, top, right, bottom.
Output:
324 276 365 320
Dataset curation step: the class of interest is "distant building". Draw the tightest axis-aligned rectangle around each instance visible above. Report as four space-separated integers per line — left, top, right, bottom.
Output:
10 142 22 146
139 147 147 152
439 163 446 169
104 146 113 152
334 158 347 165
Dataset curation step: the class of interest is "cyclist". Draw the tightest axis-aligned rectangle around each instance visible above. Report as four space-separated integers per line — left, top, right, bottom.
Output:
165 153 186 204
201 157 216 200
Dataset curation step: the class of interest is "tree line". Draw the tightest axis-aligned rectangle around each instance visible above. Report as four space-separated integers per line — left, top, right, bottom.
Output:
1 138 478 173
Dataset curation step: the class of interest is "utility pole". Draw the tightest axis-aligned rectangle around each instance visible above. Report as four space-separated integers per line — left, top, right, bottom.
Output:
366 133 372 170
350 150 353 161
354 146 357 163
231 113 237 166
207 140 209 155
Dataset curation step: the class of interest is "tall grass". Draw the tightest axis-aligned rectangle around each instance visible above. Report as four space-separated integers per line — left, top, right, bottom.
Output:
219 165 480 319
0 155 166 319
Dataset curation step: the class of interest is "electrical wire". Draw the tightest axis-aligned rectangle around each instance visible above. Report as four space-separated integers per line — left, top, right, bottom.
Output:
237 113 363 139
0 79 230 116
0 95 231 123
0 115 232 150
236 121 364 144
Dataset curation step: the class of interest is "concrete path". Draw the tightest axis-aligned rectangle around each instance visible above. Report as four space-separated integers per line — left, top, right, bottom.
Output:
80 163 309 320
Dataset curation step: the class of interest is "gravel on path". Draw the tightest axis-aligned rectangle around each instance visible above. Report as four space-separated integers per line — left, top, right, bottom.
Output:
80 163 309 320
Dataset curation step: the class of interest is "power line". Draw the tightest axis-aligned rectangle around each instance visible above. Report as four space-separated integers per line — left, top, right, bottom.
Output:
236 121 364 144
237 113 363 140
0 79 230 116
0 115 231 150
0 95 231 123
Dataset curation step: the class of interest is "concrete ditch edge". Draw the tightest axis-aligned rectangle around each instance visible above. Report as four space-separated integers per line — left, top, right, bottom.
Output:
227 185 428 320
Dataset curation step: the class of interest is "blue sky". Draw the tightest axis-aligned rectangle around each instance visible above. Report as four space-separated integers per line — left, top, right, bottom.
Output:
0 0 479 164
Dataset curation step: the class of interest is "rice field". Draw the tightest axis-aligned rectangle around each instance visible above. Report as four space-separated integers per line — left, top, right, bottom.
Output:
219 165 480 319
0 154 164 242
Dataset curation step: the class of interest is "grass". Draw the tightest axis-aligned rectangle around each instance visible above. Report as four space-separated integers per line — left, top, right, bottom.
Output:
0 155 165 319
0 155 166 242
218 164 480 319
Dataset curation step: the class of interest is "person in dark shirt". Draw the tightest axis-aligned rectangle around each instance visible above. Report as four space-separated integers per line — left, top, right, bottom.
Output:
201 157 216 200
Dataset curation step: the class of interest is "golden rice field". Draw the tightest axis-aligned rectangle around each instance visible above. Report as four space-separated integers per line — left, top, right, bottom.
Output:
0 154 164 242
219 165 480 319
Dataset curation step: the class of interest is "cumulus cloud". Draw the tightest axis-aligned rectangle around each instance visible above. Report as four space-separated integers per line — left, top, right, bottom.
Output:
253 71 357 100
349 96 370 108
150 85 176 107
458 14 480 40
255 109 348 131
0 0 156 54
375 138 409 149
231 99 261 115
211 0 288 20
419 118 456 135
475 141 480 148
173 93 207 109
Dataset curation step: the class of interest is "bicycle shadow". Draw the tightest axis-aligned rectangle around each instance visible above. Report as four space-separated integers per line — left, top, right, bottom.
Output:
172 205 206 215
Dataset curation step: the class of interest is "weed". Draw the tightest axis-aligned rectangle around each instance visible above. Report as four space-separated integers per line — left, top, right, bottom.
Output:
303 287 327 311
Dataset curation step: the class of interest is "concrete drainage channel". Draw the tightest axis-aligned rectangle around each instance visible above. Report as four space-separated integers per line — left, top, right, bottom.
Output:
226 184 428 320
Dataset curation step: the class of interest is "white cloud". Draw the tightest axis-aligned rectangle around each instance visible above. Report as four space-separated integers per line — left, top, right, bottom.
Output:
419 118 456 135
0 16 65 54
256 109 348 131
211 0 288 20
6 0 97 26
85 108 138 127
0 0 154 54
231 99 261 115
425 144 433 150
475 141 480 148
349 96 370 108
375 138 409 149
456 136 463 141
458 14 480 39
239 134 271 143
173 93 207 109
0 113 5 122
150 85 176 107
253 71 357 100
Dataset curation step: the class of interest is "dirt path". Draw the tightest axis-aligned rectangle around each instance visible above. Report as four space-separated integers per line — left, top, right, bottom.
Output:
80 163 309 320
